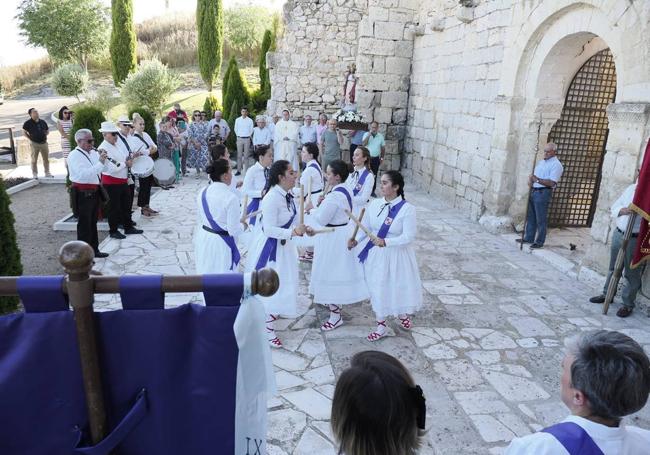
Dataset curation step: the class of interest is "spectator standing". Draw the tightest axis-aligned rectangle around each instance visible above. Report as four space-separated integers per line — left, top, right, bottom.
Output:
207 110 231 142
252 116 272 150
167 103 188 123
348 129 365 163
234 106 254 175
57 106 73 159
273 110 299 170
320 119 344 172
299 115 317 147
362 121 386 197
22 108 51 178
316 113 328 149
187 110 210 177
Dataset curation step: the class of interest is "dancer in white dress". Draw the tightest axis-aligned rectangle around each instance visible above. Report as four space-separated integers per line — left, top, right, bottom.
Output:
209 144 243 194
348 170 422 341
346 146 374 217
297 142 325 262
242 145 272 227
306 159 369 331
194 159 246 274
245 160 313 348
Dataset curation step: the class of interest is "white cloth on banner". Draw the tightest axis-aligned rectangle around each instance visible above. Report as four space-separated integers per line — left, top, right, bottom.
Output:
356 196 422 317
273 119 299 169
505 415 650 455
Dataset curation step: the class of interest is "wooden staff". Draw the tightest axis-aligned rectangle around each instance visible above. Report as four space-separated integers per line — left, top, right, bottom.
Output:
241 195 249 223
242 209 262 220
318 183 331 207
299 184 305 225
306 179 312 203
520 114 543 250
346 209 378 242
349 207 366 242
310 227 336 235
603 212 637 315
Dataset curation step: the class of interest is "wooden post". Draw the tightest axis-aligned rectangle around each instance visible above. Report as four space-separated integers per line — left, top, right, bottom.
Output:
603 213 637 315
59 241 108 444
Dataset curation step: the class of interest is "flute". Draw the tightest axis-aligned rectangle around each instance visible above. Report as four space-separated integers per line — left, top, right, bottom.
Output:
96 148 121 167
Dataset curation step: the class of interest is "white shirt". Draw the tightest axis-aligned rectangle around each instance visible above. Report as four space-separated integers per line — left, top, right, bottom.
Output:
234 116 254 137
357 196 416 247
533 155 564 188
312 184 352 226
98 140 129 179
242 162 267 199
196 182 244 240
207 118 230 139
300 160 325 194
611 184 641 233
346 166 373 211
261 185 298 240
505 415 650 455
252 126 272 146
117 132 133 155
67 147 105 184
132 131 155 153
299 124 317 144
267 120 276 140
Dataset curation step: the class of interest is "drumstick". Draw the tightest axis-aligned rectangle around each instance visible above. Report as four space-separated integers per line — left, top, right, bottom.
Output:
299 184 305 225
345 209 378 242
307 179 312 203
349 207 366 242
310 227 335 235
241 195 249 223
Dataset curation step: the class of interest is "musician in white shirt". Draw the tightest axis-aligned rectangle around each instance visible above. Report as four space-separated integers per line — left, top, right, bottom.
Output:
67 128 108 258
130 113 159 217
234 106 254 175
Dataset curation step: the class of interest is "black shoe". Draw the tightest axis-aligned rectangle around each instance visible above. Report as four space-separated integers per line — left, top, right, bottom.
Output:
515 239 531 244
94 251 109 258
109 231 126 239
616 307 633 318
124 228 143 235
530 243 543 249
589 295 606 304
132 221 137 226
235 171 241 176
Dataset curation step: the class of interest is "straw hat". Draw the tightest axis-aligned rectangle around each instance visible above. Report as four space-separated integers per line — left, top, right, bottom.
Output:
98 121 119 133
116 115 132 125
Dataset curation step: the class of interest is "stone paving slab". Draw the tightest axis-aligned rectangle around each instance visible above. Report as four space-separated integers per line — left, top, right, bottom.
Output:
92 175 650 454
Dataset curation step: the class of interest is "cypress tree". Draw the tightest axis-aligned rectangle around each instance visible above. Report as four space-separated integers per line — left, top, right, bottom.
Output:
223 60 250 123
0 175 23 314
196 0 224 91
222 56 237 103
110 0 137 85
259 29 272 94
203 94 222 119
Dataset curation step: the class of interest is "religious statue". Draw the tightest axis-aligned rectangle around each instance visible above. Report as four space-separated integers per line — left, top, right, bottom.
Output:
342 64 358 111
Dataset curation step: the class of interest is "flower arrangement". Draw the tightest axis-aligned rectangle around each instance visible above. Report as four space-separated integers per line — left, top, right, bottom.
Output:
333 109 363 123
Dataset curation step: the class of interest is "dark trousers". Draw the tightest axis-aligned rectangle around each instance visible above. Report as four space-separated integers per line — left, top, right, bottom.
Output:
105 183 134 232
138 175 154 208
370 156 381 195
75 189 100 252
349 143 359 163
524 188 552 245
128 182 135 210
603 229 643 309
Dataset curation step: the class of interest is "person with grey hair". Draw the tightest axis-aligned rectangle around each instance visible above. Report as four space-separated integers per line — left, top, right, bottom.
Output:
67 129 108 257
252 115 272 151
506 330 650 454
516 142 564 249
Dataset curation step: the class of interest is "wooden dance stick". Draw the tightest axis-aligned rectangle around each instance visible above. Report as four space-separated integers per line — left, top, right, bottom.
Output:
345 209 378 242
240 195 249 223
299 184 305 225
306 180 312 203
243 209 262 220
310 227 335 235
349 207 366 242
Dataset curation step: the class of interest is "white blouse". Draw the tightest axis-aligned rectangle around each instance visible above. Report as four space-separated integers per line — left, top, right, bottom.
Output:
300 160 324 194
196 182 244 239
312 184 352 226
242 162 267 199
67 148 105 184
98 140 129 179
356 196 416 247
346 166 374 208
261 185 298 240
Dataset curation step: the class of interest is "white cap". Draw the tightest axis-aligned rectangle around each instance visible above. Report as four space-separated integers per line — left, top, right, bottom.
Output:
116 115 132 125
98 121 119 133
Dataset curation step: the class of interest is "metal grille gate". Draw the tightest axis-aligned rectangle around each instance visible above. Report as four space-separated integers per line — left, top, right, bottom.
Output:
547 48 617 227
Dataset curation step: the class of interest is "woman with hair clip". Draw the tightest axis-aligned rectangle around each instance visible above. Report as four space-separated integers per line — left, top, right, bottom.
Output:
306 159 368 331
348 170 422 341
297 142 325 262
245 160 313 348
331 350 426 455
194 159 246 274
346 145 374 217
242 145 273 227
131 113 159 217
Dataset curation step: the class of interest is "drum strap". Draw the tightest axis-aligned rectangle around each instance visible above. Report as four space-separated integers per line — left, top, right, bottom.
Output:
134 134 150 148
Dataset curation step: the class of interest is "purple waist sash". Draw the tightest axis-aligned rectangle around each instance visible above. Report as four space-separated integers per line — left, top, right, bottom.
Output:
255 215 295 270
247 197 261 226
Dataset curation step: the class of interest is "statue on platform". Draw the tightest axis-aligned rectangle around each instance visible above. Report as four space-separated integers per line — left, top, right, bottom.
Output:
342 64 358 111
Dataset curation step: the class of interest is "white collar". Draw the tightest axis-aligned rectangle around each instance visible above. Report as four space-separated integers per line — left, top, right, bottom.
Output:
381 195 403 206
273 185 289 197
563 415 624 438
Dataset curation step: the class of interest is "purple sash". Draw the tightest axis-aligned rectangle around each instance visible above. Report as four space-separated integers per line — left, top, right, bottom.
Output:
201 188 241 270
353 169 370 196
358 199 407 263
333 187 352 212
246 198 261 226
308 162 322 181
255 198 297 270
542 422 604 455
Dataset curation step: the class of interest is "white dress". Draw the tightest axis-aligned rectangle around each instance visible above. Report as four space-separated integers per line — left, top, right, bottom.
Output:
245 185 300 317
242 161 267 227
298 159 325 233
346 166 374 217
309 184 369 305
356 196 422 317
194 182 244 274
273 119 299 169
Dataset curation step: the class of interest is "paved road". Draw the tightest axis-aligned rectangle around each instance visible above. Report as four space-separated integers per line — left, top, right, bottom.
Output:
0 95 77 142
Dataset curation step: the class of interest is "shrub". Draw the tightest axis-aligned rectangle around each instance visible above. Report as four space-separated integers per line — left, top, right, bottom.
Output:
222 56 236 102
203 94 222 119
197 0 224 91
222 59 250 123
259 29 272 96
51 64 89 100
85 87 118 115
110 0 137 85
0 175 23 314
250 88 268 114
128 108 157 144
69 106 106 149
120 59 180 115
223 6 269 63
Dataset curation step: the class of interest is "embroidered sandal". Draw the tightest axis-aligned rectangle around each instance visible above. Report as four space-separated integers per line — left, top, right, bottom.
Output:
367 321 387 342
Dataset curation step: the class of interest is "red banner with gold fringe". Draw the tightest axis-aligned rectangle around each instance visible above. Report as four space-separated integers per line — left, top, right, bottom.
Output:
630 138 650 269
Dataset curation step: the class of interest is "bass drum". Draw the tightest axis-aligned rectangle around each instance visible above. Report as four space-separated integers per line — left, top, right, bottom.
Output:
131 155 154 178
153 158 176 187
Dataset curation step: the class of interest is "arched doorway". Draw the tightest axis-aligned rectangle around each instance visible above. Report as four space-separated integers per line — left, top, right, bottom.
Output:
547 48 617 227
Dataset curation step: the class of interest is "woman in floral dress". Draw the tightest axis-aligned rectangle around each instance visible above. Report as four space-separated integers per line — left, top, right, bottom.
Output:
187 110 210 177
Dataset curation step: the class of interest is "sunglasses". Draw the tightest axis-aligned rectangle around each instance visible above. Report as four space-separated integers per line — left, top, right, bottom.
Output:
84 138 95 143
110 132 118 137
63 111 70 115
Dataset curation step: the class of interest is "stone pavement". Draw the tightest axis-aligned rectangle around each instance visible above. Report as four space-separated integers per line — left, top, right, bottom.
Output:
91 174 650 454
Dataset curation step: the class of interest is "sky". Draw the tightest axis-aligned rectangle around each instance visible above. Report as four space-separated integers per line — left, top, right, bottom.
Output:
0 0 283 67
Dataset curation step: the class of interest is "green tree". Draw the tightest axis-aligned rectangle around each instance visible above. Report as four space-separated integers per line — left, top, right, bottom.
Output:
203 94 222 119
223 6 269 63
222 59 250 123
271 13 282 50
110 0 137 85
16 0 109 69
222 56 236 101
120 59 180 115
259 29 272 96
196 0 224 91
128 108 157 144
69 106 106 149
51 64 89 101
0 175 23 314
